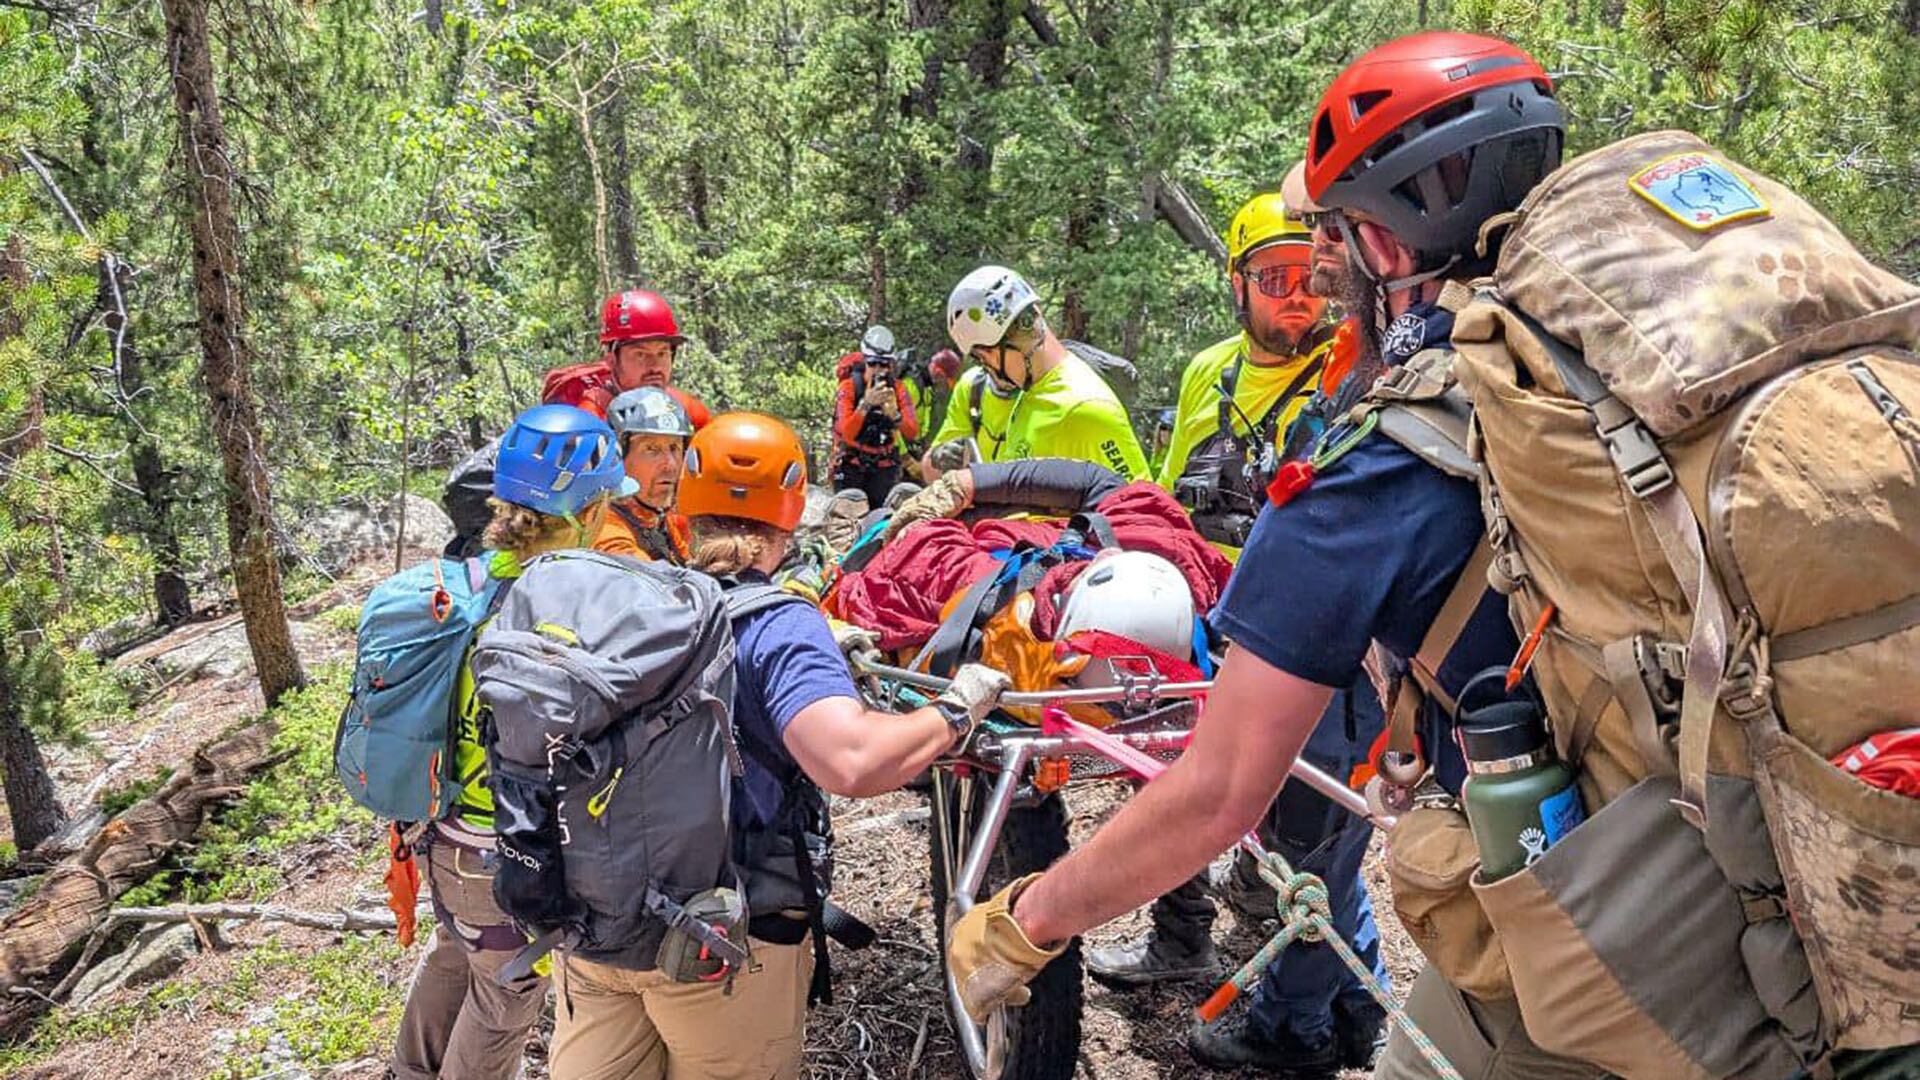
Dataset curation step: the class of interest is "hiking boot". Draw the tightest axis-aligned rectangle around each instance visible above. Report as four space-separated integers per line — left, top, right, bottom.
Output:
1085 931 1217 988
1333 996 1388 1070
1213 848 1280 922
1187 1013 1339 1077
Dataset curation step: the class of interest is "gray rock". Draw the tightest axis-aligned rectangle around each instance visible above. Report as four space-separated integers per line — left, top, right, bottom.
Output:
798 485 835 532
299 494 455 574
0 875 42 915
140 618 336 683
70 923 200 1007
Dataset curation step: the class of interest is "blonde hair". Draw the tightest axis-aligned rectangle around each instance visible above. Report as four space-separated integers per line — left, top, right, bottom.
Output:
481 498 580 557
688 515 787 576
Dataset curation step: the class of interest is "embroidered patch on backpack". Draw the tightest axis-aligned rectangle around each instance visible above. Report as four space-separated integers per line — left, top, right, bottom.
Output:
1628 152 1771 231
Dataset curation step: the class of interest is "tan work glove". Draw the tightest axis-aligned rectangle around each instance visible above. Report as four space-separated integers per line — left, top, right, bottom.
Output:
946 873 1066 1023
937 662 1012 726
830 620 880 660
883 470 972 543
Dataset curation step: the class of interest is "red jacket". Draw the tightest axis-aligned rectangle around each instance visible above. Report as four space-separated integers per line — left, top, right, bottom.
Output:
827 481 1231 651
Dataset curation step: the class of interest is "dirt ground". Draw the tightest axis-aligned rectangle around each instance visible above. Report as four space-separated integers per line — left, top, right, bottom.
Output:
4 553 1421 1079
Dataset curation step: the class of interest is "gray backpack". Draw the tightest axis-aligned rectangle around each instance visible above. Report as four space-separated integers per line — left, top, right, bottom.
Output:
472 550 746 974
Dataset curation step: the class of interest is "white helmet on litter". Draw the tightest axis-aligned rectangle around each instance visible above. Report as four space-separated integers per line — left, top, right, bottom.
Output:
946 265 1041 356
1055 550 1195 662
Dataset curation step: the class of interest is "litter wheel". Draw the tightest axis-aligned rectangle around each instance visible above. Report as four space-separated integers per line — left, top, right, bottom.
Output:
928 768 1082 1080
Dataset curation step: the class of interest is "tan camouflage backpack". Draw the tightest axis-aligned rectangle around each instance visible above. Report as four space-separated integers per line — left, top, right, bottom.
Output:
1429 130 1920 1078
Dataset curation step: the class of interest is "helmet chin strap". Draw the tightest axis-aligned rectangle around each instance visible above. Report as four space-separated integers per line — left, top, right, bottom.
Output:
984 341 1037 393
1335 216 1458 336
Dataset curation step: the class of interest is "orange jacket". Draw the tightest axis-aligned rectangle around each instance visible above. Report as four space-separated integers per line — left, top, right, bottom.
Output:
833 354 919 453
593 501 691 563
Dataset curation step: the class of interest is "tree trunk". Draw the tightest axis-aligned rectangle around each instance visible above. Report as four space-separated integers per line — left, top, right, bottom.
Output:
0 234 68 853
0 604 67 856
570 72 615 299
1906 0 1920 35
1061 186 1095 340
602 85 641 284
685 156 725 358
895 0 947 210
0 174 64 600
161 0 305 706
104 262 193 626
956 0 1012 186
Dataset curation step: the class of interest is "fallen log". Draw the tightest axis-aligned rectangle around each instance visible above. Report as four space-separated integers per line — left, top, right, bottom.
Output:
107 902 399 934
0 719 278 995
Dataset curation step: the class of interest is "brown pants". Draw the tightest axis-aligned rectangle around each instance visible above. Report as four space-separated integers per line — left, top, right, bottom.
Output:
390 838 548 1080
549 936 812 1080
1373 965 1615 1080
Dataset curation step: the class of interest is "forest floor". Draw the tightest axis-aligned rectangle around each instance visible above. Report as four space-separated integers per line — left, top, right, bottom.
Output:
0 549 1416 1080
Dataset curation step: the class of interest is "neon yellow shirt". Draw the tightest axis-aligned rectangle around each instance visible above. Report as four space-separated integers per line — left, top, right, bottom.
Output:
930 366 1019 456
449 550 521 830
930 355 1148 481
1156 332 1330 491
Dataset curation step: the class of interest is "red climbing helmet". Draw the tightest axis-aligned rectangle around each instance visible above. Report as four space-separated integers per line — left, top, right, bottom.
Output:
1305 32 1563 260
599 289 688 347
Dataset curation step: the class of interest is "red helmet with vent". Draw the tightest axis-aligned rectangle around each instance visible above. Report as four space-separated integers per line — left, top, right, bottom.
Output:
599 290 688 347
1305 32 1563 259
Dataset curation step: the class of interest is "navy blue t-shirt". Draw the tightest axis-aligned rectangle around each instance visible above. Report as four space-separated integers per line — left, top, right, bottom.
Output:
1210 382 1515 792
728 578 860 831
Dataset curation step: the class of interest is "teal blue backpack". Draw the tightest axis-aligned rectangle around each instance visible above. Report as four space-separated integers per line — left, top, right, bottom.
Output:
334 556 505 822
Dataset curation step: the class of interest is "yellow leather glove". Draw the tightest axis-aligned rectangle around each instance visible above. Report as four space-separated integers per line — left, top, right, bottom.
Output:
945 873 1066 1023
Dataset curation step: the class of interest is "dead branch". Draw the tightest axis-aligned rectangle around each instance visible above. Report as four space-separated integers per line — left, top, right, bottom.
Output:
106 902 398 934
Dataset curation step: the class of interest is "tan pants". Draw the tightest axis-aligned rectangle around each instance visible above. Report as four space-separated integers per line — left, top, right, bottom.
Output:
390 837 548 1080
549 936 812 1080
1373 965 1615 1080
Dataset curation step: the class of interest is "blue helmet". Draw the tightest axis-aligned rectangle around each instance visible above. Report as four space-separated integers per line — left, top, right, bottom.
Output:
493 405 638 517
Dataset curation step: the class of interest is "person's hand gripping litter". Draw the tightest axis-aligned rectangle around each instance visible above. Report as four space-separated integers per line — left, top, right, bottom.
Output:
946 873 1066 1022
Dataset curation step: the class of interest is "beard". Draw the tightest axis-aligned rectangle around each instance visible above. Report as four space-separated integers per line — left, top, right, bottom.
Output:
1246 309 1314 356
1336 268 1387 392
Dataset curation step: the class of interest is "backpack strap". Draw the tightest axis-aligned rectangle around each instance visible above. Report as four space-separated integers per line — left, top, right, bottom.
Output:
722 580 812 622
1366 348 1479 481
968 371 986 436
1491 299 1736 830
1382 539 1494 758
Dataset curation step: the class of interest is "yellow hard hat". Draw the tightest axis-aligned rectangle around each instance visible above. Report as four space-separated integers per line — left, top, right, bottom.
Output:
1225 191 1311 269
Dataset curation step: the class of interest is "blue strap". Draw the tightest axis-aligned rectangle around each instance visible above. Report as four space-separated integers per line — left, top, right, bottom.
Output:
1192 619 1214 677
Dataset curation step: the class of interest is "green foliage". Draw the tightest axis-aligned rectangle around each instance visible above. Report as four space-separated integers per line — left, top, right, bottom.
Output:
0 0 1915 855
316 603 363 635
203 935 408 1077
98 766 173 818
0 933 408 1075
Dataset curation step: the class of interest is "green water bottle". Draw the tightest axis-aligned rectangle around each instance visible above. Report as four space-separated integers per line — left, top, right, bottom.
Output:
1456 670 1586 882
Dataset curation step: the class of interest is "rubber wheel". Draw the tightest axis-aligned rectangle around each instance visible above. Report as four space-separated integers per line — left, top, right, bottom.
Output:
928 773 1082 1080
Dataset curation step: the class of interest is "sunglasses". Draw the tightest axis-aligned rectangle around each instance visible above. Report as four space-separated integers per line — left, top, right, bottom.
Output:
1244 263 1311 299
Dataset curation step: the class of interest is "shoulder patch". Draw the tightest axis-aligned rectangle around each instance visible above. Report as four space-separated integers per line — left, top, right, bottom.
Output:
1382 313 1428 360
1628 152 1770 231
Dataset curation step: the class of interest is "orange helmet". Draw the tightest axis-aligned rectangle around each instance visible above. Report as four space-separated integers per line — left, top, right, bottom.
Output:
680 412 809 531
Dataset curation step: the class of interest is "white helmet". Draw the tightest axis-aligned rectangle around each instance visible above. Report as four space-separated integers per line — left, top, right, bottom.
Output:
946 265 1041 356
1055 550 1195 661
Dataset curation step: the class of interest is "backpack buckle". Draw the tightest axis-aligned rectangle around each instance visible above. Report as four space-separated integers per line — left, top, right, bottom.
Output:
1595 410 1673 498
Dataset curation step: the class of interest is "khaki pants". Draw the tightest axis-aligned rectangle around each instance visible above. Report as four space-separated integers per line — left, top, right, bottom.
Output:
390 837 548 1080
1373 965 1614 1080
550 936 813 1080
